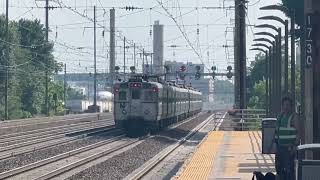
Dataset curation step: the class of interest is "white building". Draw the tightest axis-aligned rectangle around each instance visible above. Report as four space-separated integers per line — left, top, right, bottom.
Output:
153 20 164 74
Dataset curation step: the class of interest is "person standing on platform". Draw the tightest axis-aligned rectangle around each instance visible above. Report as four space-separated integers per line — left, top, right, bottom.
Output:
275 97 301 180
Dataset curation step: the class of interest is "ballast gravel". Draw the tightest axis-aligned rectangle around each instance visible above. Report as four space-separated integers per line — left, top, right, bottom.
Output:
67 113 210 180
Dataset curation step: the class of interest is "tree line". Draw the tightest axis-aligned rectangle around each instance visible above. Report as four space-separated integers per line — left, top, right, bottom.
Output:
0 16 83 120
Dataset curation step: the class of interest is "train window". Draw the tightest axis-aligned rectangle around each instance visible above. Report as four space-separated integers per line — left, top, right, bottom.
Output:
119 91 126 100
120 83 128 88
131 89 141 99
143 83 152 89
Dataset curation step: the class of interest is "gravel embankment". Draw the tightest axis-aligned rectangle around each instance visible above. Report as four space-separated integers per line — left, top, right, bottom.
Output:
67 113 210 180
0 133 118 173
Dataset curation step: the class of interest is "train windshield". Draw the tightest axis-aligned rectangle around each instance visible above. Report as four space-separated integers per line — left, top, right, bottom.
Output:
131 89 141 99
119 91 127 100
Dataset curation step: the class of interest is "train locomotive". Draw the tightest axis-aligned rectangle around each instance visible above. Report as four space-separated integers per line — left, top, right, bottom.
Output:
113 76 202 135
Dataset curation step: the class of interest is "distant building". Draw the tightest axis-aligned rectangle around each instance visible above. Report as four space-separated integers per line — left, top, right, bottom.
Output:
153 20 164 74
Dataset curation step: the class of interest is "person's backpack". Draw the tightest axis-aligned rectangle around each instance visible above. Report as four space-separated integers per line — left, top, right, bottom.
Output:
252 171 276 180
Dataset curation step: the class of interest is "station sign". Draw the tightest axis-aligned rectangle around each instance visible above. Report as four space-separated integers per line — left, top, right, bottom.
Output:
305 13 318 68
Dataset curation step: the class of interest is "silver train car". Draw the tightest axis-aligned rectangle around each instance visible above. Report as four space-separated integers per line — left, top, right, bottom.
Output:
113 77 202 135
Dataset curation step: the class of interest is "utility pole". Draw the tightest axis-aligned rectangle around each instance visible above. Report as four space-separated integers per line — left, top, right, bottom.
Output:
291 10 296 107
276 28 282 115
269 45 273 116
134 43 136 68
64 63 67 113
110 9 115 92
305 0 320 158
142 48 145 73
45 0 49 116
238 0 247 110
234 0 240 109
123 37 126 77
151 54 153 74
4 0 9 120
93 6 97 107
234 0 247 110
284 20 289 94
265 51 269 115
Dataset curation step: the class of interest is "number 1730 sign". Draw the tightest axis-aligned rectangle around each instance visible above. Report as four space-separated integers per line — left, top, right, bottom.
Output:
305 14 316 68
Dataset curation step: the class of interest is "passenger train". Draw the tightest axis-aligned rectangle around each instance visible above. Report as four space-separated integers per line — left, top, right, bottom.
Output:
113 76 203 135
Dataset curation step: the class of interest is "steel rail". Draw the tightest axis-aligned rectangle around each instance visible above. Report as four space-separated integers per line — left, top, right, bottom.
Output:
35 138 142 180
0 124 115 153
0 134 126 179
127 112 223 180
0 120 111 144
0 117 112 140
0 128 122 161
0 114 111 129
0 113 111 127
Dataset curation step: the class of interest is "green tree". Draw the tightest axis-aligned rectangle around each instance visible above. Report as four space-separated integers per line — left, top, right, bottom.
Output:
247 53 266 98
248 80 266 109
0 16 61 119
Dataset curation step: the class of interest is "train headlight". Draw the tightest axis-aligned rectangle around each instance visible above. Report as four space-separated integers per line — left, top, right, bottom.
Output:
122 110 127 114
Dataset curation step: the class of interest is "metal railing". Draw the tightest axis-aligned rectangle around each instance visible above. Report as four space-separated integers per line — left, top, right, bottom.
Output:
220 109 266 131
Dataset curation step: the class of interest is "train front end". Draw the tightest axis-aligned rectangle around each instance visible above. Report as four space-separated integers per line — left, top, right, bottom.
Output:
114 79 160 136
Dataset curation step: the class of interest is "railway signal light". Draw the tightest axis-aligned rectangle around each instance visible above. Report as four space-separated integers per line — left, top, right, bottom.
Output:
180 65 186 72
130 66 136 74
164 65 170 73
195 65 201 71
195 65 201 80
115 66 120 73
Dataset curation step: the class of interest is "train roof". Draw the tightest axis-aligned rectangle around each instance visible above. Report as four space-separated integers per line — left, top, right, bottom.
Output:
117 76 201 93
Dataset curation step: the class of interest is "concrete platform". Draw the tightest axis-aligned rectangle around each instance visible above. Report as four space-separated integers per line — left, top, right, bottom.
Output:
175 131 275 180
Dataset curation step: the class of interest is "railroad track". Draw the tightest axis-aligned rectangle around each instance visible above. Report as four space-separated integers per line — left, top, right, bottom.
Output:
0 134 142 180
0 112 222 180
125 111 226 180
0 113 111 129
0 114 113 137
0 125 119 161
0 120 112 146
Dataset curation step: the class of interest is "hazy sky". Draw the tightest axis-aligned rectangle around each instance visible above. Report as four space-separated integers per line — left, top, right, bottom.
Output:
1 0 285 75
